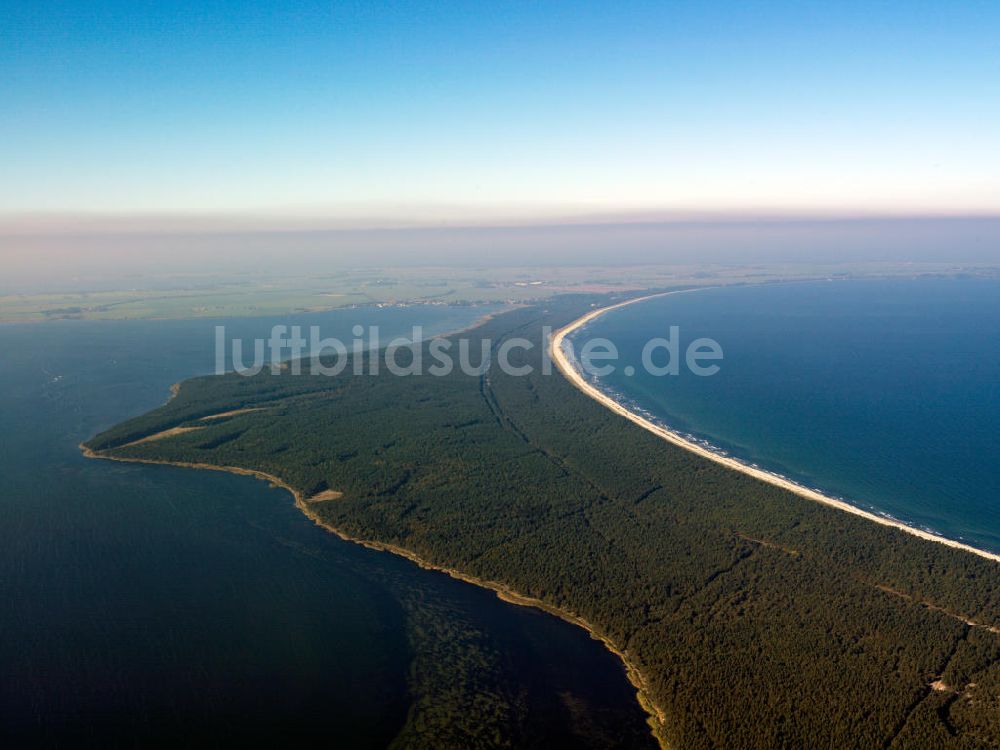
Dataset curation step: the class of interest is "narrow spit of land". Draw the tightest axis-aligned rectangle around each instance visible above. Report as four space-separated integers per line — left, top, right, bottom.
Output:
84 294 1000 749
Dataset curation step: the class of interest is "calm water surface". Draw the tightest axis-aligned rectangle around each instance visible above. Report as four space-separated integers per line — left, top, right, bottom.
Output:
578 278 1000 553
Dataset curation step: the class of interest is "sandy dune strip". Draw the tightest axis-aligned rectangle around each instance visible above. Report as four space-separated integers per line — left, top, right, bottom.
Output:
550 290 1000 565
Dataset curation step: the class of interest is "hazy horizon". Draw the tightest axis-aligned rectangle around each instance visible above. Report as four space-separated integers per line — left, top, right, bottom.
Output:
1 214 998 293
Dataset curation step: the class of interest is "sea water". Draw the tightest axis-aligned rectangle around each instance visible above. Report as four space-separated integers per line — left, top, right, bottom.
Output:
577 278 1000 553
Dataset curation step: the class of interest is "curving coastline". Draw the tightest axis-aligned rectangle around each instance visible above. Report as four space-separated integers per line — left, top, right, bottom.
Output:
550 290 1000 565
80 442 669 748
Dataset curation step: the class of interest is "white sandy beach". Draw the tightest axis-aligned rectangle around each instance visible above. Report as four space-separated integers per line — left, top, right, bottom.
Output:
550 290 1000 565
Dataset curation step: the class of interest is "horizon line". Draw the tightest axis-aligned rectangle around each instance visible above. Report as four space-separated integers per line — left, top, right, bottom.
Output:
3 208 1000 237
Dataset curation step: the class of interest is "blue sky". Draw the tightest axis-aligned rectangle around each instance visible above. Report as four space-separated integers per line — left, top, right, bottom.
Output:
2 0 999 223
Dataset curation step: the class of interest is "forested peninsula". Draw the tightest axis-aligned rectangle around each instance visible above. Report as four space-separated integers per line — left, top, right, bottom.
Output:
84 294 1000 749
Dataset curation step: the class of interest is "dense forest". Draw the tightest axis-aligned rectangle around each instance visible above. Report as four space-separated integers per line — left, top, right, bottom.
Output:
86 294 1000 749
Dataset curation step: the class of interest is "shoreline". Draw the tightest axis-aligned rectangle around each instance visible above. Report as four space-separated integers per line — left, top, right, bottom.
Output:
437 303 518 337
550 291 1000 565
80 444 669 748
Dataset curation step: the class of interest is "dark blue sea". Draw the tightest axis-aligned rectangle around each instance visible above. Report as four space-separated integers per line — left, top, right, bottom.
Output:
574 278 1000 553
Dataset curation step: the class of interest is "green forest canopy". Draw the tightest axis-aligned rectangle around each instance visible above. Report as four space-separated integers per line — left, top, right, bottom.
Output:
86 294 1000 749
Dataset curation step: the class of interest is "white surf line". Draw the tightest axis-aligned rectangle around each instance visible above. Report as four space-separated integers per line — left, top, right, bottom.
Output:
550 289 1000 565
